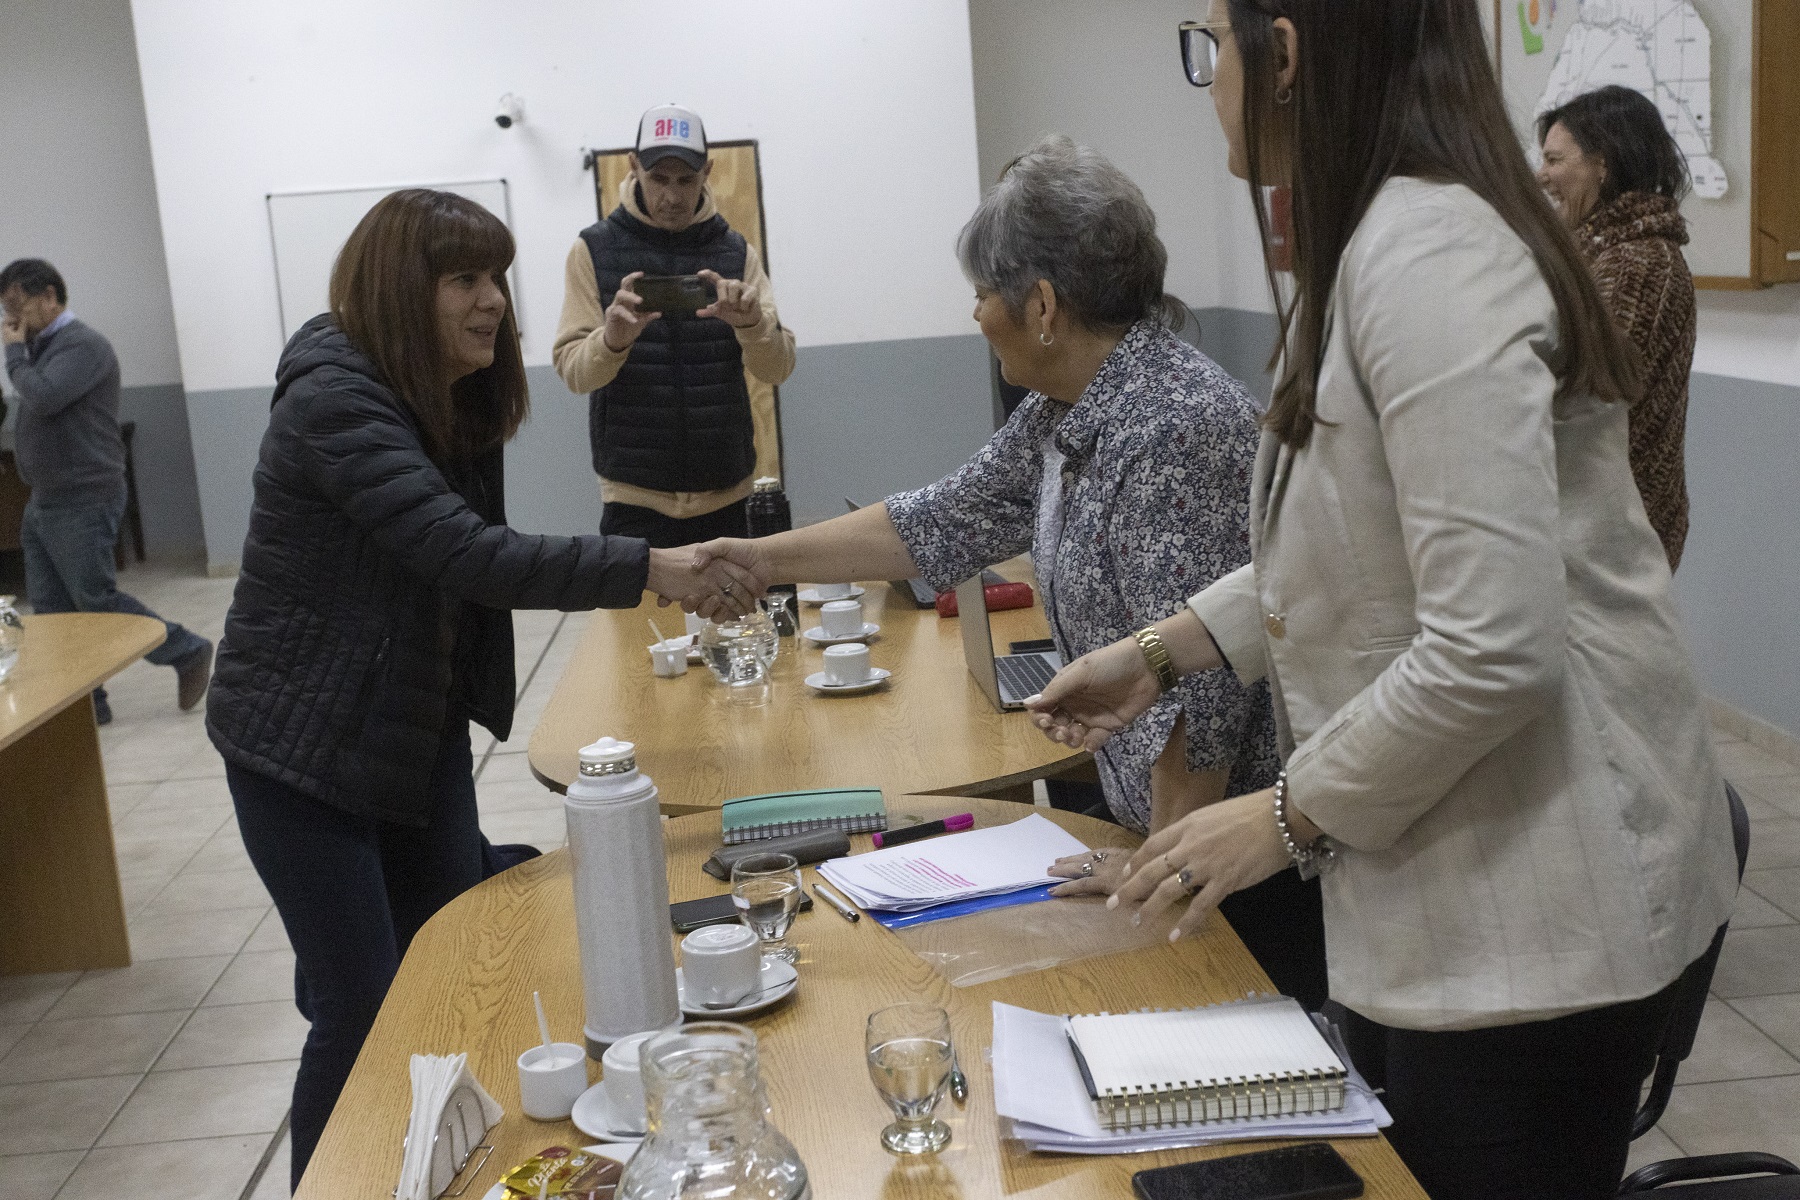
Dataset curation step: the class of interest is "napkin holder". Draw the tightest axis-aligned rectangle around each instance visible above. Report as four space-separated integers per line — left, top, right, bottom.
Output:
394 1080 496 1200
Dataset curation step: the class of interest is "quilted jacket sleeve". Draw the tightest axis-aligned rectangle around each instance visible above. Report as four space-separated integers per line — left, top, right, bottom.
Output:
290 372 648 610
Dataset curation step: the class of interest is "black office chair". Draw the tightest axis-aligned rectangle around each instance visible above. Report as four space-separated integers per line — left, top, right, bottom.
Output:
1617 783 1800 1197
112 420 146 569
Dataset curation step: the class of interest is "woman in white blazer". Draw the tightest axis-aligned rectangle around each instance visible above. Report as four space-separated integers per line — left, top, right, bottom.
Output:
1029 2 1738 1196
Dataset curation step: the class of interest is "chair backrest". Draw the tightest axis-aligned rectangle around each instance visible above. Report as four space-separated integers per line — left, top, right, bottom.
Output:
1619 1150 1800 1195
1632 781 1752 1139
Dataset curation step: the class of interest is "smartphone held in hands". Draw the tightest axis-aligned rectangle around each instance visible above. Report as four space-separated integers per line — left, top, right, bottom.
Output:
634 274 715 315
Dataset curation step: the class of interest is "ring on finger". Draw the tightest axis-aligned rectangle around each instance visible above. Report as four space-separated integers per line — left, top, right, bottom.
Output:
1079 860 1095 878
1092 849 1110 865
1176 867 1201 896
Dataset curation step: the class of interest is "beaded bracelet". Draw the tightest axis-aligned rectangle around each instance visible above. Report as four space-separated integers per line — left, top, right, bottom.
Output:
1273 770 1336 880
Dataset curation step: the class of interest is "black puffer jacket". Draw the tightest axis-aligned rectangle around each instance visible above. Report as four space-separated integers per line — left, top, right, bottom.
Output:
207 316 649 826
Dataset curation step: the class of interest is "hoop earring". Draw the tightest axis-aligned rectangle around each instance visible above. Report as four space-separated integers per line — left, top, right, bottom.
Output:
1039 332 1055 346
1275 86 1293 105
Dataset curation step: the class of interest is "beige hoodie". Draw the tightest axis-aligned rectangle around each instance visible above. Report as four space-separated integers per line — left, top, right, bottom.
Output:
553 177 795 518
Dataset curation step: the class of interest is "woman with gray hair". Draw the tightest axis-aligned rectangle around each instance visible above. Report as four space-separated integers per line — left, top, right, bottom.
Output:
698 136 1324 1007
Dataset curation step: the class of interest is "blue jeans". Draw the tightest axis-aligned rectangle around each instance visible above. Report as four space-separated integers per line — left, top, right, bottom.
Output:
20 487 208 699
227 716 484 1191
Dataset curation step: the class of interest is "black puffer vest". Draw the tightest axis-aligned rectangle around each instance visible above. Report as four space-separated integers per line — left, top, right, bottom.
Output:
581 195 754 492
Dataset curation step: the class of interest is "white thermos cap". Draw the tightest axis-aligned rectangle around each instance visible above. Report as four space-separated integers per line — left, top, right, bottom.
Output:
578 736 637 774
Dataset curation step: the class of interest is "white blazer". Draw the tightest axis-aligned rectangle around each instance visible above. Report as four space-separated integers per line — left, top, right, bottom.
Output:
1190 178 1738 1032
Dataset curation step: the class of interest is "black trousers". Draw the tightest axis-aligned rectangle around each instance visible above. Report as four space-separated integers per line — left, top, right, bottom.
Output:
227 718 484 1191
1339 976 1680 1200
600 496 749 549
1043 778 1328 1012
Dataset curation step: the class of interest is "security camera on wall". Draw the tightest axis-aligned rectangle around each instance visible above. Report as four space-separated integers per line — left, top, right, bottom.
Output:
495 94 525 129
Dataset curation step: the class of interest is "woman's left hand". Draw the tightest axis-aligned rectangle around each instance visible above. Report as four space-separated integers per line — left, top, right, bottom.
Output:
1047 847 1129 897
1109 789 1291 941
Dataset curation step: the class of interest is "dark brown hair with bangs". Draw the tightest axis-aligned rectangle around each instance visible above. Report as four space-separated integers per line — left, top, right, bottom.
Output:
1228 0 1640 448
329 189 527 460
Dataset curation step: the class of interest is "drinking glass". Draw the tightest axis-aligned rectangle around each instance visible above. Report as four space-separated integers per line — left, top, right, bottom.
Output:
731 852 803 963
865 1003 953 1154
699 609 776 707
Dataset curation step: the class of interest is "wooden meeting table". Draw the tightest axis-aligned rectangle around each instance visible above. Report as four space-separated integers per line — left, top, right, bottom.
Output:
298 797 1424 1198
527 570 1090 814
0 611 165 974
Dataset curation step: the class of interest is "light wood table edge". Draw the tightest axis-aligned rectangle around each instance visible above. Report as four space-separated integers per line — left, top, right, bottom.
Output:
1 613 164 749
298 798 1425 1199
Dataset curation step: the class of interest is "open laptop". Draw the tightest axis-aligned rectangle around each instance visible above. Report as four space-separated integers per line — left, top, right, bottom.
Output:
956 574 1063 711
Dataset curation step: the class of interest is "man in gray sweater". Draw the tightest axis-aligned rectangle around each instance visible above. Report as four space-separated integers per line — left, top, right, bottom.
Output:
1 258 211 723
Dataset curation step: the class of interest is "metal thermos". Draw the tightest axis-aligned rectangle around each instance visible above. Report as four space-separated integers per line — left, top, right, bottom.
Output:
745 477 798 635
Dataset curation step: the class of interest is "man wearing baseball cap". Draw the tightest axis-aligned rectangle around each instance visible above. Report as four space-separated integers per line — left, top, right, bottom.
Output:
554 103 795 546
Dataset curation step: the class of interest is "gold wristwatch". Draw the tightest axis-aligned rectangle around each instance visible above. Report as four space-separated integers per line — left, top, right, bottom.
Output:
1133 626 1179 693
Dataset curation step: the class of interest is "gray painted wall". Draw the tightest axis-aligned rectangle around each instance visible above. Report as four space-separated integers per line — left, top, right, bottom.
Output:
117 383 206 561
1674 372 1800 737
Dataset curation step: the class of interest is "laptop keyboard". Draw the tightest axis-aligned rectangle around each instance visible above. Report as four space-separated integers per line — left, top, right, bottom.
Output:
996 654 1058 701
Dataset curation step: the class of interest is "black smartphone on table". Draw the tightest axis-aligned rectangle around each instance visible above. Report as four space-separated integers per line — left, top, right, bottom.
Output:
633 274 715 316
1131 1143 1363 1200
670 892 812 934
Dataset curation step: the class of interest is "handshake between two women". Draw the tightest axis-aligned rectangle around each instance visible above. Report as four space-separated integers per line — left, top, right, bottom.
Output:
644 542 768 622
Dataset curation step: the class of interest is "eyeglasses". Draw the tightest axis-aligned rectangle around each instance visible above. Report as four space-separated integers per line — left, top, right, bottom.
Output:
1179 20 1230 88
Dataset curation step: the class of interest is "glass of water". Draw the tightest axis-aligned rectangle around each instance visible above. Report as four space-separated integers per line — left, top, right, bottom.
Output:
865 1003 954 1155
731 852 803 963
699 608 777 707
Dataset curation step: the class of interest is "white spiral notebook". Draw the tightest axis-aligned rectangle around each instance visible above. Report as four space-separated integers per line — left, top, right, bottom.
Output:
1064 995 1347 1131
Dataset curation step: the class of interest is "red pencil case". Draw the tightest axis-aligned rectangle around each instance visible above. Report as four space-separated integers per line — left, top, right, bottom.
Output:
935 581 1034 617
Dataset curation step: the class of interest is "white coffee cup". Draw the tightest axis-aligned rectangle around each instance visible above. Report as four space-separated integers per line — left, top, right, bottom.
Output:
823 642 872 686
680 922 762 1008
649 641 688 677
517 1041 589 1120
813 581 853 600
598 1030 658 1134
820 598 865 639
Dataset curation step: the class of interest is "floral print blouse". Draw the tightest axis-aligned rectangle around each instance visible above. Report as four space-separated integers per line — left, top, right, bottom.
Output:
886 320 1280 832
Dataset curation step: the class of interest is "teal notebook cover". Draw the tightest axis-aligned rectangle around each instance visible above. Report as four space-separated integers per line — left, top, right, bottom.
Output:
720 788 888 845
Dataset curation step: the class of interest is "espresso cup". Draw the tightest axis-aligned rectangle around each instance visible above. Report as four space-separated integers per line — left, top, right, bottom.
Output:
680 922 762 1008
649 641 688 678
598 1030 657 1134
823 642 872 686
820 598 865 639
813 581 854 600
517 1041 589 1120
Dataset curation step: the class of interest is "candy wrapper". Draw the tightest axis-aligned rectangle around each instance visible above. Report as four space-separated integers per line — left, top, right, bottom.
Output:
499 1146 621 1199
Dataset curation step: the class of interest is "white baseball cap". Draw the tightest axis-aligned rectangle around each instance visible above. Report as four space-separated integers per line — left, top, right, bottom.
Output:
635 103 708 170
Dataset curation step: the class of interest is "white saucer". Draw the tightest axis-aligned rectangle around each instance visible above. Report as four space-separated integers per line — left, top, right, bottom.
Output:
798 586 865 604
571 1081 651 1142
478 1141 638 1199
804 669 891 695
801 623 879 645
676 957 799 1018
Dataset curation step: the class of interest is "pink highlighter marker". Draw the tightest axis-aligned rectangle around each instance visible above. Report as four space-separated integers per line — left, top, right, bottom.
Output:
872 813 974 849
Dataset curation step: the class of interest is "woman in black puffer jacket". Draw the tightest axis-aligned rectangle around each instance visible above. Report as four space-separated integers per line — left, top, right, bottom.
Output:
206 190 762 1189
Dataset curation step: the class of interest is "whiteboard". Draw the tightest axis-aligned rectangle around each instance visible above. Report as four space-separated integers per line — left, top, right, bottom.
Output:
1485 1 1753 281
266 179 515 340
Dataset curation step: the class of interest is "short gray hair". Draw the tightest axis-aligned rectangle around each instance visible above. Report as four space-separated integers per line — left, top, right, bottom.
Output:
957 136 1176 332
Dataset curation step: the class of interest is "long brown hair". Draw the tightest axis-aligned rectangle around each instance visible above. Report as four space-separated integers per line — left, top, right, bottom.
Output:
1229 0 1639 447
329 189 528 460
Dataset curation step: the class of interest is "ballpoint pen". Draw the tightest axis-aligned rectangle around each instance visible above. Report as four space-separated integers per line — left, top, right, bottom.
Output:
949 1046 968 1105
811 882 860 923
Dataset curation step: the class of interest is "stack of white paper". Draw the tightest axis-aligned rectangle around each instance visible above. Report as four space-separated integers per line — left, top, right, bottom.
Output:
990 1002 1390 1154
395 1053 504 1200
817 813 1088 912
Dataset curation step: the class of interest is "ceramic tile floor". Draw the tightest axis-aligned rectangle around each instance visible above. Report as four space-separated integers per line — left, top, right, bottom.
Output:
5 561 1800 1195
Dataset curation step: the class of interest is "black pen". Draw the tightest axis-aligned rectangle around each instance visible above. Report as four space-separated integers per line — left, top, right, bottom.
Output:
811 882 860 923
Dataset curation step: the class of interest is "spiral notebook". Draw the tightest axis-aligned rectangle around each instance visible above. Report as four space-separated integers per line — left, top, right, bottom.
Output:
1065 996 1347 1131
719 787 888 845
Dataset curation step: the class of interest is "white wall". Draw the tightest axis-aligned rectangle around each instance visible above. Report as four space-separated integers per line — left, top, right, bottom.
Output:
0 0 182 387
1696 289 1800 389
969 0 1277 320
128 0 983 393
